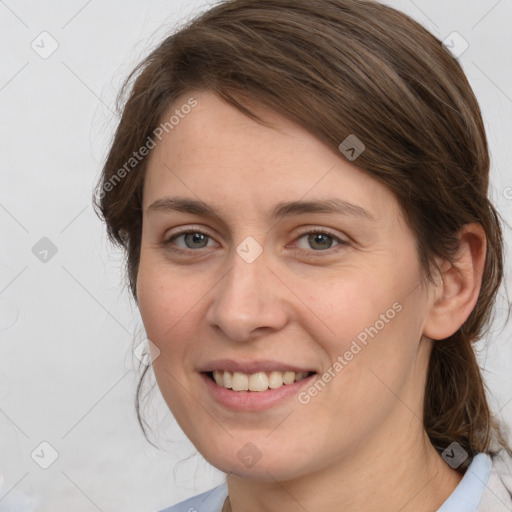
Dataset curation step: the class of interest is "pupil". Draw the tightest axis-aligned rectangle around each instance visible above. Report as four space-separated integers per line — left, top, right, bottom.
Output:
187 233 207 248
310 233 331 250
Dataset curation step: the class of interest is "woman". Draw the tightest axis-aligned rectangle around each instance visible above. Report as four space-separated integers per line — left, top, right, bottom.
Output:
94 0 512 510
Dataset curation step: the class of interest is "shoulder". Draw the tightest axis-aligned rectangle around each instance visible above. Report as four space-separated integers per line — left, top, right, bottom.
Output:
158 482 228 512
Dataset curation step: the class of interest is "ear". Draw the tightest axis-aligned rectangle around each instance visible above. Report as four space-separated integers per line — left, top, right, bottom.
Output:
422 223 487 341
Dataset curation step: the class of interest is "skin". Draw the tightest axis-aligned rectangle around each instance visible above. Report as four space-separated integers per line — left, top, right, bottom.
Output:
136 90 486 512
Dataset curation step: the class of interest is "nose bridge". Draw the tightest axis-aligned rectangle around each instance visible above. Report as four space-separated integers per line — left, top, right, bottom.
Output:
206 242 287 341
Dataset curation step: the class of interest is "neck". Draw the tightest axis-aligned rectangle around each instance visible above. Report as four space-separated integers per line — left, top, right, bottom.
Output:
224 427 462 512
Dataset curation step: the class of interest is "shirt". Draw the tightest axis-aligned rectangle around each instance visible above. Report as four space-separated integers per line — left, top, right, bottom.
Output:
159 452 512 512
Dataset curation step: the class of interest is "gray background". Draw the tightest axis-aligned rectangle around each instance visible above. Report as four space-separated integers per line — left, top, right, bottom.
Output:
1 0 511 510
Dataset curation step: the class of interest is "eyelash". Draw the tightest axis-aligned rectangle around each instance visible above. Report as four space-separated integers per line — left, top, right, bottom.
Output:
161 227 349 258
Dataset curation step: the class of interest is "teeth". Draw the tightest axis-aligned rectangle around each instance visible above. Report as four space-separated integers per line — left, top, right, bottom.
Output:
248 372 268 392
212 370 310 392
223 370 232 389
213 370 225 387
232 372 248 391
283 371 295 385
268 371 283 389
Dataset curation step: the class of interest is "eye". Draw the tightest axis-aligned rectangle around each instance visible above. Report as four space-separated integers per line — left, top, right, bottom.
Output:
163 230 217 252
161 227 349 256
291 228 349 253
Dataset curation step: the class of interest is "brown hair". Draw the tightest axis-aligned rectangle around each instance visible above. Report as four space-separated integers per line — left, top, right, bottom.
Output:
94 0 510 464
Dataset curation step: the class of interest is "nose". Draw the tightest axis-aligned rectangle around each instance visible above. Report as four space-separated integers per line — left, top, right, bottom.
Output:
205 245 289 343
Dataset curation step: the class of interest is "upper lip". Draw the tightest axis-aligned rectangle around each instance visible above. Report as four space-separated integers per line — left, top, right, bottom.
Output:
198 359 316 374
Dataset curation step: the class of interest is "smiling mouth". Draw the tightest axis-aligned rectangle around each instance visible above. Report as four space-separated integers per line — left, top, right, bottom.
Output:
205 370 316 392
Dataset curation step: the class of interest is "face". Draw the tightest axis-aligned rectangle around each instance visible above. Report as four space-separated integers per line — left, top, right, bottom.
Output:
136 91 435 481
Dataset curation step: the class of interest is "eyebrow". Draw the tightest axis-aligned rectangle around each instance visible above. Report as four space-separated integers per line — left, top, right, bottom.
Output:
147 196 375 222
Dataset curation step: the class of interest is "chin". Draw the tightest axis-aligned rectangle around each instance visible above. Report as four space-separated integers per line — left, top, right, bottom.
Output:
200 446 315 482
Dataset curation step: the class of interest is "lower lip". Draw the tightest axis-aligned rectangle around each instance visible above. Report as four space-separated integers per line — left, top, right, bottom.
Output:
200 372 316 412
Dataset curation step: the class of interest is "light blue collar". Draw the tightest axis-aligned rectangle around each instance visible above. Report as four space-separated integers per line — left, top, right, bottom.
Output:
437 453 492 511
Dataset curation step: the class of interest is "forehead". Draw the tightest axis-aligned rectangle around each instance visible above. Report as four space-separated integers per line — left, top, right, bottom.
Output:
143 91 400 225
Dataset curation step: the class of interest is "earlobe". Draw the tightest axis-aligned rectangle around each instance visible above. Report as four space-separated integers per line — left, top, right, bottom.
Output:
422 223 487 341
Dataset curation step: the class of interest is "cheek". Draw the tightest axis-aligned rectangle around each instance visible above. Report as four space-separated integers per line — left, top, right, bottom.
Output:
136 261 188 363
136 267 170 339
136 254 193 335
136 260 213 379
299 262 425 399
136 264 197 416
295 268 400 351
